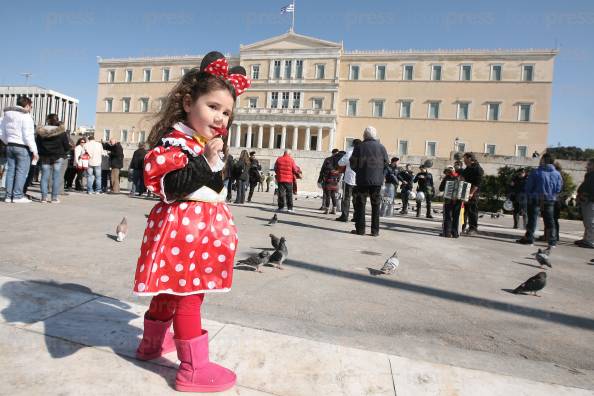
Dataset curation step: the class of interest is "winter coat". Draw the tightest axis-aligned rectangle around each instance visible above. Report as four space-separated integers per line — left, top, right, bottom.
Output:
0 106 37 154
349 138 389 187
35 124 70 162
525 164 563 202
130 147 148 170
274 154 300 184
384 165 399 186
249 158 262 183
414 171 434 195
105 142 124 169
398 170 414 191
577 171 594 203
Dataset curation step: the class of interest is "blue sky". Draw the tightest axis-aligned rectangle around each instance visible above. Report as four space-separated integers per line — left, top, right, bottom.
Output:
1 0 593 148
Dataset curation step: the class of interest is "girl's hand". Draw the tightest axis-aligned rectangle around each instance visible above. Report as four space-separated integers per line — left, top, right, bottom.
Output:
204 137 224 167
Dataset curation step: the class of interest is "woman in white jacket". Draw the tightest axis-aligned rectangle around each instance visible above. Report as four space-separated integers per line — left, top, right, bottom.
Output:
73 137 88 191
0 96 38 203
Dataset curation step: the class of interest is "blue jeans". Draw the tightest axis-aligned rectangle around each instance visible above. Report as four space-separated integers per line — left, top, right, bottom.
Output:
0 156 7 190
40 158 64 200
526 199 556 246
86 165 102 193
5 146 31 200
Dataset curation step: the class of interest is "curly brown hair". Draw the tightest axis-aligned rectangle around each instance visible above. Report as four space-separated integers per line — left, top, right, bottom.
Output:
146 69 236 149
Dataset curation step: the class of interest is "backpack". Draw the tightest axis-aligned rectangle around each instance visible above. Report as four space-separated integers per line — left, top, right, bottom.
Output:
231 159 244 178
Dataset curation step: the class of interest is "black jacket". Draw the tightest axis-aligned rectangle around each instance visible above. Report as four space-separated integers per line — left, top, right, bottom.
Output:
384 165 399 186
461 162 484 188
104 142 124 169
249 158 262 183
414 171 434 194
398 170 414 191
349 138 389 187
129 148 147 170
35 125 70 161
577 171 594 203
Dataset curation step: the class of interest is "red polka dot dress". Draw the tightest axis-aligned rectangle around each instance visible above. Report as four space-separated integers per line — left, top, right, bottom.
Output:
133 127 237 296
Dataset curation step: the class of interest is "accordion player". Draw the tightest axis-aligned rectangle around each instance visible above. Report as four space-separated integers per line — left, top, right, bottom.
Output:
444 180 472 201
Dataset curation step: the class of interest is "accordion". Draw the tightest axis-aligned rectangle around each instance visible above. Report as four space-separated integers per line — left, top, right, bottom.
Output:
444 180 472 201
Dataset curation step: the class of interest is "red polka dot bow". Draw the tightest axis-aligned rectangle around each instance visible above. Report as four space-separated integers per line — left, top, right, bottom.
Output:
204 57 251 96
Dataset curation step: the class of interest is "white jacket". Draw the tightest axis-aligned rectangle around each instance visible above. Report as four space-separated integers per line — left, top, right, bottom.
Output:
0 106 37 154
338 148 356 186
84 140 104 167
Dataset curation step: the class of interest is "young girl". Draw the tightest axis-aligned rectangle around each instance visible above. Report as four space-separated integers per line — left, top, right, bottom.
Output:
133 51 250 393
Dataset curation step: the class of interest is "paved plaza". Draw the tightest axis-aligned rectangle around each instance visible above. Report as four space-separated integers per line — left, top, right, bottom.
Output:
1 189 593 395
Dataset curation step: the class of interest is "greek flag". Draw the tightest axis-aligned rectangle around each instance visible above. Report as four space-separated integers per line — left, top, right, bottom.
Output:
280 3 294 14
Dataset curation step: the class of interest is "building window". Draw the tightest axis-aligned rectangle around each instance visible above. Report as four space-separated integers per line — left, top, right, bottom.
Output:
431 65 442 81
349 65 360 80
295 60 303 79
181 67 191 76
372 100 384 117
273 60 281 79
403 65 414 80
292 92 301 109
121 129 128 143
347 100 357 116
125 69 133 82
516 145 528 157
375 65 386 80
428 102 440 119
426 141 437 157
313 98 323 110
248 97 257 108
485 144 496 155
284 60 292 79
139 131 146 144
487 103 500 121
399 140 408 156
315 64 325 79
518 104 531 121
522 65 534 81
457 102 469 120
281 92 289 108
456 142 466 152
400 101 412 118
122 97 130 113
162 68 170 82
105 98 113 112
460 64 472 81
140 98 149 113
103 129 111 141
107 70 115 83
143 69 151 82
490 65 502 81
251 65 260 80
270 92 278 108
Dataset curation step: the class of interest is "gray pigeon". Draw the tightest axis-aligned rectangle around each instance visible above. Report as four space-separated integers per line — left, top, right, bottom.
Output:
269 233 281 250
116 217 128 242
268 237 288 269
236 250 270 272
268 214 278 225
379 251 399 275
534 247 552 268
512 272 547 296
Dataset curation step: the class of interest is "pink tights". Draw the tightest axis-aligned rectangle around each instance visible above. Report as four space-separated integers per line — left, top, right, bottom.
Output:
147 293 205 340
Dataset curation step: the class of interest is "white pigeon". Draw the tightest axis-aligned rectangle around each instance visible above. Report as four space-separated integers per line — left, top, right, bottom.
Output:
379 251 399 274
116 217 128 242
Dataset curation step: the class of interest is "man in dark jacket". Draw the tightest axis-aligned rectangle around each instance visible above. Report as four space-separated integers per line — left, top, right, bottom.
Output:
247 151 262 203
460 153 484 235
398 164 414 214
104 138 124 193
129 142 147 196
517 153 563 247
509 168 528 229
575 158 594 248
413 165 434 218
349 126 389 236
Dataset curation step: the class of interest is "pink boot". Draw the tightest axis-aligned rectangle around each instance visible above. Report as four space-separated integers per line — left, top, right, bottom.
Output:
174 330 236 392
136 314 176 360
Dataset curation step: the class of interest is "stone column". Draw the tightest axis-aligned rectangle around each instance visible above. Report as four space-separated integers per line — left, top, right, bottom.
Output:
316 127 323 151
246 124 253 149
280 125 287 149
268 125 275 148
234 124 241 147
257 125 264 148
291 125 299 150
329 127 336 151
304 126 311 150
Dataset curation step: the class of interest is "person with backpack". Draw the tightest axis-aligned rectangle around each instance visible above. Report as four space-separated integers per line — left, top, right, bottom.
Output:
233 150 250 204
320 150 342 214
247 151 261 203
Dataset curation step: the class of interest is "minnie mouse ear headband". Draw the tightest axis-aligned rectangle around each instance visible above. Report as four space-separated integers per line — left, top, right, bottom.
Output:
200 51 251 96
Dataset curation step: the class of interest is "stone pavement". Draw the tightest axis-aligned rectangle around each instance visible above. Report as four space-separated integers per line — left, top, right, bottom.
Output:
0 275 592 396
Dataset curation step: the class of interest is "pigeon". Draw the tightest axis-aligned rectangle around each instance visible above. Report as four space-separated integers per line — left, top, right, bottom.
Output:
116 217 128 242
512 272 547 296
268 214 278 225
534 247 552 268
379 251 399 275
236 251 270 272
268 237 288 269
269 233 281 250
478 214 484 219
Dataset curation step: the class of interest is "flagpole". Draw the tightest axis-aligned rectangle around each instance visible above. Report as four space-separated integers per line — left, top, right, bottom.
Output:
291 0 295 32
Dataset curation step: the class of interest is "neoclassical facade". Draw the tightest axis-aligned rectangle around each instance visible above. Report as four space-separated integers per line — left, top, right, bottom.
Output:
95 31 557 158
